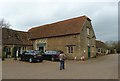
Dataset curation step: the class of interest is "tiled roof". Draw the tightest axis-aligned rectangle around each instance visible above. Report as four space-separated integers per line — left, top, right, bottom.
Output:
2 28 32 45
96 40 107 48
28 16 91 39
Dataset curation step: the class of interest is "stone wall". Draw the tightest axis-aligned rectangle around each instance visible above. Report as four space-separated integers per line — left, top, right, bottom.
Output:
33 20 96 60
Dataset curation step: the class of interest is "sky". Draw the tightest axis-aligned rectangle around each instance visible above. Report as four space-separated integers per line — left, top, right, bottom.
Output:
0 0 119 42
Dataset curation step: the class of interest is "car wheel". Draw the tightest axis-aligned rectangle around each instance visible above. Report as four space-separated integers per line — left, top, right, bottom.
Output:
20 57 23 61
29 58 33 63
51 57 55 61
39 59 43 62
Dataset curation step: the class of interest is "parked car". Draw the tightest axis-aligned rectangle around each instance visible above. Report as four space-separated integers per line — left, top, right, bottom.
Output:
20 50 43 63
42 50 63 61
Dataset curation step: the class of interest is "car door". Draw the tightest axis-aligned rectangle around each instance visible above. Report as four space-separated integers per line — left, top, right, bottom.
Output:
24 51 30 60
20 52 26 60
43 51 51 60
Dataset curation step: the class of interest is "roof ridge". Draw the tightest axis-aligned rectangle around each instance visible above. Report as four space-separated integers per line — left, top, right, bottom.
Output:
28 15 90 39
2 28 27 33
28 15 89 32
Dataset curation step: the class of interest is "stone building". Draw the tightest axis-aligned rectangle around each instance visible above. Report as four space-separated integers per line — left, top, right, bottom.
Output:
2 28 32 58
0 28 2 58
28 16 96 60
96 40 108 55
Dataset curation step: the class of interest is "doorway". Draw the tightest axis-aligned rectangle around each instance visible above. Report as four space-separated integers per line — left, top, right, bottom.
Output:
18 47 21 57
39 47 44 53
88 46 91 58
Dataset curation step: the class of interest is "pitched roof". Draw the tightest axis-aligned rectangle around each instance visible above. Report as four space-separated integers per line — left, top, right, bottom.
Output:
96 40 107 48
28 16 91 40
2 28 32 45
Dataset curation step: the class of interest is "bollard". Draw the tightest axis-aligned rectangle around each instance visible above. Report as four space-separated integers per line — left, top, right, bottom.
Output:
74 56 77 61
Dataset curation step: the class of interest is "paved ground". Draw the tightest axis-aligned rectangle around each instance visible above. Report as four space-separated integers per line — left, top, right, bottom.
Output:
2 54 118 79
0 59 2 80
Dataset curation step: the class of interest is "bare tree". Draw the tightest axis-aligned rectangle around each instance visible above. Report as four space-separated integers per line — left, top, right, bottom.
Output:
117 40 120 53
0 18 11 28
105 40 119 53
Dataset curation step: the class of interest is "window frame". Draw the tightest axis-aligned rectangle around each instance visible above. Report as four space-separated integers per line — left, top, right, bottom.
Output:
67 45 75 53
87 28 90 35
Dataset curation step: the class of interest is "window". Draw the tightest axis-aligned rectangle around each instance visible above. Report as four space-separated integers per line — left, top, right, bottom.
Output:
87 28 90 35
98 48 101 52
67 46 74 53
45 51 57 54
23 47 26 50
8 48 11 51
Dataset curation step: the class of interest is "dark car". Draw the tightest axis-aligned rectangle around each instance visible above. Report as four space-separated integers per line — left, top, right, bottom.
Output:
20 50 43 63
42 50 63 61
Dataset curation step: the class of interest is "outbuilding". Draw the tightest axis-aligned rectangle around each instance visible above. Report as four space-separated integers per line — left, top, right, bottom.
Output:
28 16 96 60
2 28 32 58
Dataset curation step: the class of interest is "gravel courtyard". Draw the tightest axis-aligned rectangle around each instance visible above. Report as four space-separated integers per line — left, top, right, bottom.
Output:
2 54 118 79
0 59 2 80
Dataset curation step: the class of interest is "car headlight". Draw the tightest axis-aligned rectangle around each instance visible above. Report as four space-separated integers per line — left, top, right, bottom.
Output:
37 54 42 56
34 56 37 58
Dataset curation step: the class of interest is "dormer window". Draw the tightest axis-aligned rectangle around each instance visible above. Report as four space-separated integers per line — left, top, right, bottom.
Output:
87 28 90 35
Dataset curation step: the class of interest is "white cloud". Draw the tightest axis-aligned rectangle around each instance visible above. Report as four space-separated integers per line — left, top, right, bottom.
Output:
0 0 118 41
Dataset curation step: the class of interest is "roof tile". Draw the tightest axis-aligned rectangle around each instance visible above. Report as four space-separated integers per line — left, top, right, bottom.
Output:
28 16 89 39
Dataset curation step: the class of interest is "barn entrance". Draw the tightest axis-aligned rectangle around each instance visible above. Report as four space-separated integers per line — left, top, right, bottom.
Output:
39 47 44 53
38 43 46 53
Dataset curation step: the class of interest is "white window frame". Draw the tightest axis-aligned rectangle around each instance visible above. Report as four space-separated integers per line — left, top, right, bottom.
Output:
87 28 90 35
67 46 74 53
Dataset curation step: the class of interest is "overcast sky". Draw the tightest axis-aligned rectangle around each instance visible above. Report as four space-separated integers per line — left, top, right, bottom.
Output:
0 0 119 42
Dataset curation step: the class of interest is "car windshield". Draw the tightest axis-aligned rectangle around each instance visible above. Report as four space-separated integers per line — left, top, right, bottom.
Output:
25 50 41 55
44 51 60 55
